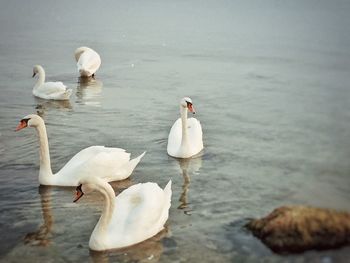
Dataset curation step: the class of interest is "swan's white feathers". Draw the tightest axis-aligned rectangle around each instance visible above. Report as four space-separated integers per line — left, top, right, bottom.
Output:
167 118 182 155
36 81 66 93
106 181 172 248
167 117 203 157
18 114 145 186
57 146 133 183
77 52 99 71
187 118 203 153
32 65 72 100
59 146 124 173
33 81 72 100
75 47 101 77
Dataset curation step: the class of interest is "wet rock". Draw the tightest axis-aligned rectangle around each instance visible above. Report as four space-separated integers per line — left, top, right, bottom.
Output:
246 206 350 253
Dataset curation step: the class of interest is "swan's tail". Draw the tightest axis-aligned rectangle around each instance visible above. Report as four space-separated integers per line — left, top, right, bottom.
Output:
55 88 72 101
128 151 146 173
164 180 172 201
64 89 73 99
160 180 172 227
113 151 146 180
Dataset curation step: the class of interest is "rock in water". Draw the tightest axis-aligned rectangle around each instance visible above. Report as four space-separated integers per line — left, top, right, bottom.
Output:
246 206 350 253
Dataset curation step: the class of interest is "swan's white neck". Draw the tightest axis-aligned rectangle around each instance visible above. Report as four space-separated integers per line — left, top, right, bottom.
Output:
180 105 189 150
34 120 54 184
90 181 116 249
34 67 45 88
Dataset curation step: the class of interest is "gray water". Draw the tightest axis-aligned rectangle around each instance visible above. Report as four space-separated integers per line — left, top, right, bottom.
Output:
0 0 350 262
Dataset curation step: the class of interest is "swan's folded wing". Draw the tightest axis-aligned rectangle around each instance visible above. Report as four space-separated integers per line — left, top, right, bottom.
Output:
78 51 101 73
109 183 171 246
58 146 126 176
167 118 182 154
37 82 67 94
73 149 131 181
187 117 203 152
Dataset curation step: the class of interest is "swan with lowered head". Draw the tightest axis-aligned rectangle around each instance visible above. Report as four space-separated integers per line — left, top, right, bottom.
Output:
167 97 203 158
74 47 101 77
32 65 72 100
15 114 145 186
73 177 172 251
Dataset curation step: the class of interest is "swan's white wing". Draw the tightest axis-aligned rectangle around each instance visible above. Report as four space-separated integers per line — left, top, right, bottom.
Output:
78 51 100 71
57 146 127 181
187 117 204 154
167 118 182 156
109 182 172 248
36 82 67 94
76 151 131 181
167 117 203 157
34 82 72 100
77 49 101 76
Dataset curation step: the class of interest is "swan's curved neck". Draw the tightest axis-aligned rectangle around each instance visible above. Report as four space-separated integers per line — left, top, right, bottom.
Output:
34 67 45 88
35 121 53 183
91 181 116 243
180 105 189 149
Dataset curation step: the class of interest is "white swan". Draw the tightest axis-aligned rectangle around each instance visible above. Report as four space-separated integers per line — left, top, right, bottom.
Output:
167 97 203 158
15 114 145 186
32 65 72 100
74 177 172 251
74 47 101 77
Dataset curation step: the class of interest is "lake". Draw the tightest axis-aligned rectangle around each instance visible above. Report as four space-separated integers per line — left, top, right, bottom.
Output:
0 0 350 262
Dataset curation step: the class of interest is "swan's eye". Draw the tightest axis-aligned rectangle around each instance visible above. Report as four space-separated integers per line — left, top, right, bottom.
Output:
186 101 192 107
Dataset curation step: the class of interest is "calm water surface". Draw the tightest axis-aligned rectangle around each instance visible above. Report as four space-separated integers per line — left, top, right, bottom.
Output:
0 0 350 262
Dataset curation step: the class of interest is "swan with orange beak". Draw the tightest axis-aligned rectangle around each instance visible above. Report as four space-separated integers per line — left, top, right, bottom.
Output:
72 176 172 251
167 97 203 158
15 114 145 186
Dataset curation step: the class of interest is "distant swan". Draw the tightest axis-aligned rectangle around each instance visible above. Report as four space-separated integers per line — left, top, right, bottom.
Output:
32 65 72 100
74 47 101 77
74 177 172 251
167 97 203 158
15 114 145 186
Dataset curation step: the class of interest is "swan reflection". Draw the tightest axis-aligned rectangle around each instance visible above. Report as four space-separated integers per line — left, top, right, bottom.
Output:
90 227 169 263
35 97 72 116
22 181 135 249
24 186 53 247
76 77 103 107
177 157 202 215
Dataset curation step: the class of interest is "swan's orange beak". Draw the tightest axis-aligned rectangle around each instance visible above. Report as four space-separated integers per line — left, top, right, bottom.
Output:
15 120 27 131
187 103 195 114
73 184 84 203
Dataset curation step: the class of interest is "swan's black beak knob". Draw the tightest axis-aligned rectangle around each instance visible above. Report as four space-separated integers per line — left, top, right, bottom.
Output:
73 184 84 203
